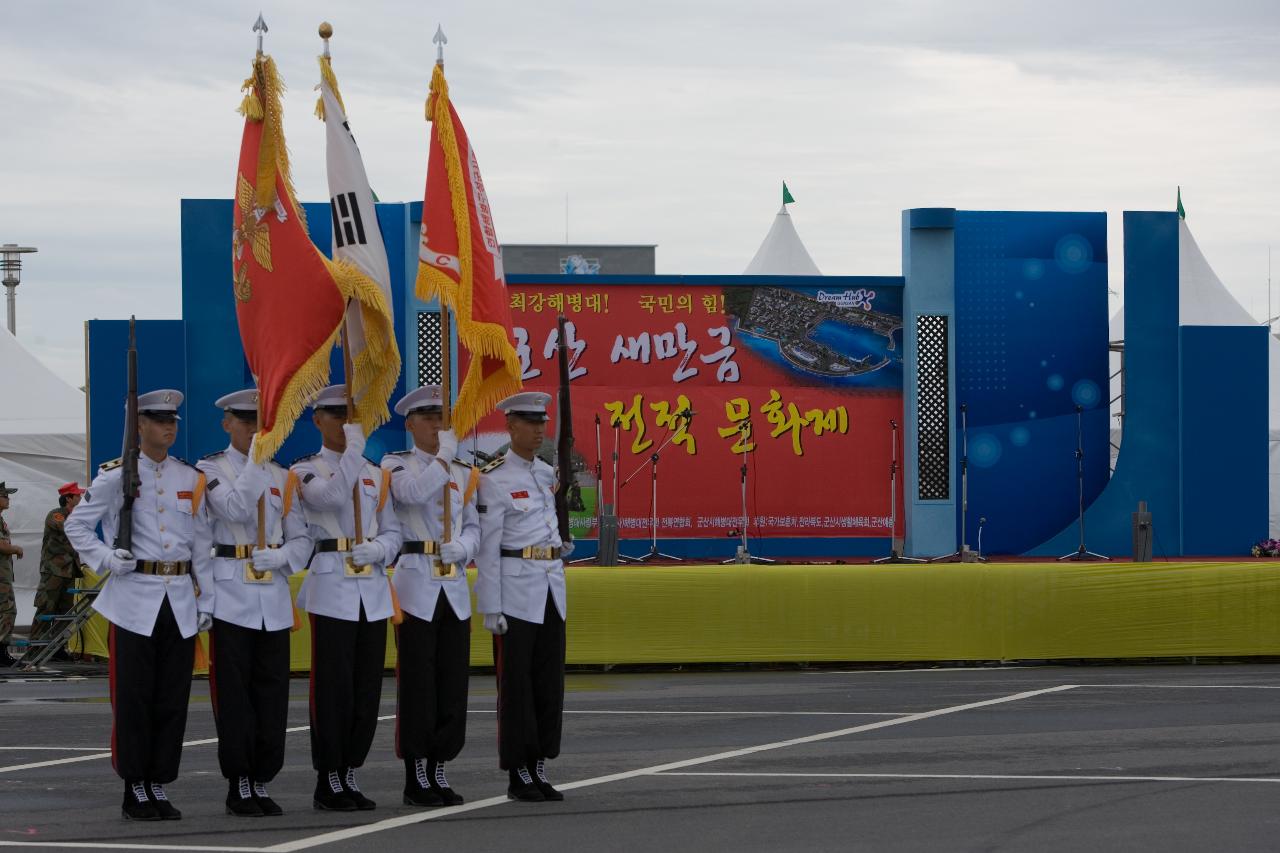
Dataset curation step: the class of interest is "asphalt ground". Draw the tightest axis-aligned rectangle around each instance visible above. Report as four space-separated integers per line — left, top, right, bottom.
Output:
2 664 1280 852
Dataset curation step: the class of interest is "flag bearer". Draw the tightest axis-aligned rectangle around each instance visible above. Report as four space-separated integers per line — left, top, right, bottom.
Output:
381 385 480 807
476 391 575 802
64 389 215 821
198 389 312 817
291 384 401 811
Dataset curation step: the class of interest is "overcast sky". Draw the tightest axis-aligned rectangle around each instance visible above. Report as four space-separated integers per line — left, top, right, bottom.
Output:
2 0 1277 387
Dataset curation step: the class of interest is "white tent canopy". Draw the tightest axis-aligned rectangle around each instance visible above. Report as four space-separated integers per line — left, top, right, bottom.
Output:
744 205 822 275
0 328 86 629
1109 220 1280 538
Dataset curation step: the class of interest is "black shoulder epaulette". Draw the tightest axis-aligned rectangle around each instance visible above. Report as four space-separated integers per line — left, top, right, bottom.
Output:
451 456 474 468
200 450 226 461
99 457 122 471
171 456 199 471
388 449 413 457
480 457 505 474
290 452 319 467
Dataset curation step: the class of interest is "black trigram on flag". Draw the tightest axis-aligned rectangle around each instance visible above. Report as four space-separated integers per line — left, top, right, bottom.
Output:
330 191 367 249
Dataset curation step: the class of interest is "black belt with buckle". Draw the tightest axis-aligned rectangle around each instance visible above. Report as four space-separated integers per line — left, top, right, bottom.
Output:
137 560 192 576
212 543 281 559
315 538 356 553
400 540 440 556
500 546 562 560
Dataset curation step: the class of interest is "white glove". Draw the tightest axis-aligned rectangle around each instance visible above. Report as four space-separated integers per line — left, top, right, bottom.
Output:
483 613 508 635
350 541 383 567
440 540 467 565
342 423 367 456
436 429 458 462
250 547 288 572
106 549 136 574
560 537 575 559
247 432 262 463
196 612 213 633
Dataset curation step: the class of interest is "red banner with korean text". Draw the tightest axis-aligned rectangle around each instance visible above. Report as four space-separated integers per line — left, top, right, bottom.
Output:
464 281 905 539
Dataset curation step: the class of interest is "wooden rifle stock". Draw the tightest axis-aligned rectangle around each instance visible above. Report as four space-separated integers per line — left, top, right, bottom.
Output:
114 316 140 552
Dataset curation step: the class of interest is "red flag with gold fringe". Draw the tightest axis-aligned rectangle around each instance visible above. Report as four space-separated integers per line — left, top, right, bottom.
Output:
416 61 521 436
233 52 397 462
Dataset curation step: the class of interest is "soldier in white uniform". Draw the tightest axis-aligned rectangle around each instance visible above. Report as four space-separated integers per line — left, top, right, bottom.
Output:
290 384 402 812
198 389 313 818
476 391 575 802
65 389 215 822
381 385 480 807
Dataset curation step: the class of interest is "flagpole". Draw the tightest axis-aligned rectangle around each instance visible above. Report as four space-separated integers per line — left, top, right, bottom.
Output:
342 318 368 574
432 24 458 580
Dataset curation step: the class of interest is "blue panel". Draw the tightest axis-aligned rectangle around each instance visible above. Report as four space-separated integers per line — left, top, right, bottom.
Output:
1179 326 1270 554
953 211 1109 554
1030 212 1183 556
86 320 188 471
900 209 958 557
909 208 956 230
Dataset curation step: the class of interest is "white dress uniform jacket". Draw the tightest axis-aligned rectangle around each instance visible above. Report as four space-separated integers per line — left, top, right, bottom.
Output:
381 447 481 621
65 454 214 639
198 445 313 632
291 445 402 622
475 450 566 624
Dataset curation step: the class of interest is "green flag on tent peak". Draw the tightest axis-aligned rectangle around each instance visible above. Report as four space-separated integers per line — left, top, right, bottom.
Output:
782 182 795 205
1176 186 1186 220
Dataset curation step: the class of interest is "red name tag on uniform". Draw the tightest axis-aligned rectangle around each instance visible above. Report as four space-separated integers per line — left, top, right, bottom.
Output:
270 487 281 497
177 491 193 500
449 481 460 491
511 490 529 499
363 479 375 487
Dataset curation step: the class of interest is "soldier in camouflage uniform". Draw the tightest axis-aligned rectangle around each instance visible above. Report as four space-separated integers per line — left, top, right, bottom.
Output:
0 481 23 667
31 483 86 646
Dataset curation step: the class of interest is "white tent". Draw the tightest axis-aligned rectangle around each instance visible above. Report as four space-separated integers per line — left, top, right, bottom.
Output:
0 328 86 629
1109 220 1280 538
744 204 822 275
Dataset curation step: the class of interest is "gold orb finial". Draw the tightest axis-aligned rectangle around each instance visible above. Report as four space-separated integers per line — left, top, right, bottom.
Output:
319 22 333 39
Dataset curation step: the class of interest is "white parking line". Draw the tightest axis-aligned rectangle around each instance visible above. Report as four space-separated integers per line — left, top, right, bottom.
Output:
658 770 1280 784
0 684 1075 851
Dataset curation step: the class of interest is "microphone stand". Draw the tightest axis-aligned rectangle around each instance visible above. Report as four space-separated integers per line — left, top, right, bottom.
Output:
873 418 924 564
932 403 986 563
618 411 688 562
1059 404 1109 561
722 419 774 564
569 413 603 565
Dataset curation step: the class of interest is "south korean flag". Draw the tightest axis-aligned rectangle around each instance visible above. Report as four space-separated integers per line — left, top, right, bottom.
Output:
320 71 393 368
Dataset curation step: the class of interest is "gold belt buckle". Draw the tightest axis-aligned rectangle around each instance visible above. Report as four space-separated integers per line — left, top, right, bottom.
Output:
529 546 553 560
158 561 177 576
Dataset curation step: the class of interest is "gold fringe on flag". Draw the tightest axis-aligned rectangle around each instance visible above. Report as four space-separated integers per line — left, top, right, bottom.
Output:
414 63 521 436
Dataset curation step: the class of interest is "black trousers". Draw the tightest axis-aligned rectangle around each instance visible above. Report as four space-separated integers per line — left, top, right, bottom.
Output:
395 593 470 762
309 609 387 771
210 619 291 782
493 593 565 770
108 598 195 783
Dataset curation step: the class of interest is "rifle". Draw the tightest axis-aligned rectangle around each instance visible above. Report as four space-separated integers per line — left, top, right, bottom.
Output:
554 313 574 543
114 316 140 552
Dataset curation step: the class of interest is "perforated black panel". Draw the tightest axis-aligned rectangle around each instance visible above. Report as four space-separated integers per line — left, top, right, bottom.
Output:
417 311 443 386
916 315 950 500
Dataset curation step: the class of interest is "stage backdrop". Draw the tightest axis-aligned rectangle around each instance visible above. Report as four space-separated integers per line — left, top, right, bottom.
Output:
465 278 906 542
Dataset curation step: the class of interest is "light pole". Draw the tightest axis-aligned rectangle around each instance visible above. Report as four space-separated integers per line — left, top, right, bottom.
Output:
0 244 37 335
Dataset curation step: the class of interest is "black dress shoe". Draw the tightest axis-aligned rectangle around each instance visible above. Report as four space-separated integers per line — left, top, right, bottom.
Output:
314 770 358 812
342 767 376 811
252 780 283 816
147 783 182 820
403 759 444 807
533 759 564 802
507 767 546 802
122 782 160 821
227 777 264 817
428 760 464 806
